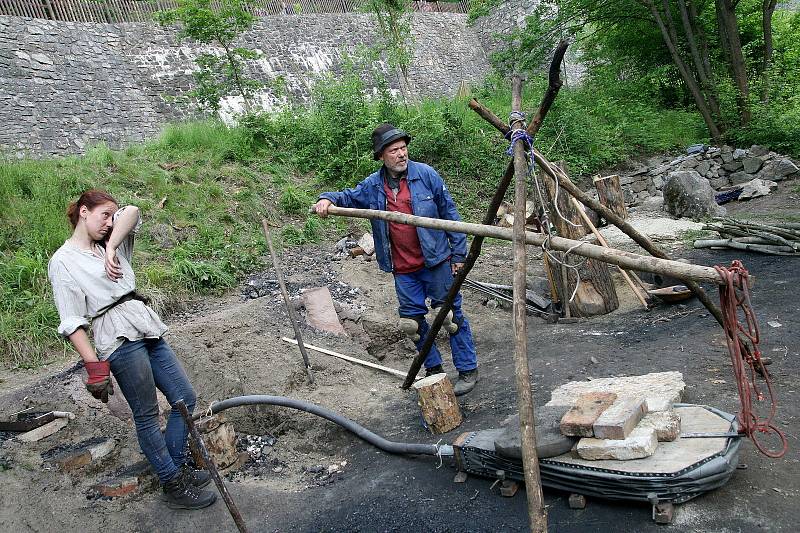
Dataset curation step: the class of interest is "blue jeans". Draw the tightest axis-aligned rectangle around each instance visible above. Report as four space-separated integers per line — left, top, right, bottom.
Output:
393 260 478 372
107 338 196 484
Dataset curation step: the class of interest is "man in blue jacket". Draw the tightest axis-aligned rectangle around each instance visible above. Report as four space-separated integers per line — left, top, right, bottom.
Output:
313 123 479 395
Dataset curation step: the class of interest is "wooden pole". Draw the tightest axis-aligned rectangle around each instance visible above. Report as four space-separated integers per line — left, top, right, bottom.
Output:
397 40 570 391
261 220 314 384
281 337 417 380
467 98 726 326
320 206 726 285
593 174 628 220
510 75 547 533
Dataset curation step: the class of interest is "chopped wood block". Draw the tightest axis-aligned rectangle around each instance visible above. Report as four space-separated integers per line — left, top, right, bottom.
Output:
593 398 648 440
413 373 462 434
654 502 675 524
16 418 68 443
576 426 658 460
189 415 238 469
500 480 519 497
560 392 617 437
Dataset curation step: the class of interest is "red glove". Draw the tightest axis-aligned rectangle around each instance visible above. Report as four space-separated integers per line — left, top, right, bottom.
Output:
85 361 114 403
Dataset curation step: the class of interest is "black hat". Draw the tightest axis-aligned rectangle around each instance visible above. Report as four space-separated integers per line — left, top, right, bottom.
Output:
371 123 411 160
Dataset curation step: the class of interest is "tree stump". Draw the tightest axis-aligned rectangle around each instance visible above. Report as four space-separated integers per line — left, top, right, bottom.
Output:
189 414 238 469
594 174 628 220
540 164 619 316
413 374 463 434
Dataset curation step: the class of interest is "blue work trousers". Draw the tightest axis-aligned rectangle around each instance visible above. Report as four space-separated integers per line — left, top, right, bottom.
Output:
107 338 196 484
394 260 478 372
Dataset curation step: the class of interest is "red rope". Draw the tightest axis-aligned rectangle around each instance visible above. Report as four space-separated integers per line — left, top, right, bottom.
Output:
714 260 787 458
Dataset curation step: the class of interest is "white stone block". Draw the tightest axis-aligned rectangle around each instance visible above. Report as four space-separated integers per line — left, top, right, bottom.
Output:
638 411 681 442
576 426 658 460
546 371 685 412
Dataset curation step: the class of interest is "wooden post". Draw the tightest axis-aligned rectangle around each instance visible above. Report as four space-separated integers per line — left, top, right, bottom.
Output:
541 162 619 316
412 374 462 434
593 174 628 220
510 75 548 533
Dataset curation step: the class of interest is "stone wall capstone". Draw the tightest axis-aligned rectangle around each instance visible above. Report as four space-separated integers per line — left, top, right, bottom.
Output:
0 13 490 157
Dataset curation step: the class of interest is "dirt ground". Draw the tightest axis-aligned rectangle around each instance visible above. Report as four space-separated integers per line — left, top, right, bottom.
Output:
1 180 798 532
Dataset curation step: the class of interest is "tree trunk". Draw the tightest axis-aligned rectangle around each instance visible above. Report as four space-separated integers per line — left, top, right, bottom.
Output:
413 373 463 434
676 0 722 118
716 0 751 125
644 0 723 141
761 0 778 102
593 174 628 221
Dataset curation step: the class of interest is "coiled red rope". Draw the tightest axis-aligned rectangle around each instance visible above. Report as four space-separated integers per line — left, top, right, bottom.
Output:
714 260 787 458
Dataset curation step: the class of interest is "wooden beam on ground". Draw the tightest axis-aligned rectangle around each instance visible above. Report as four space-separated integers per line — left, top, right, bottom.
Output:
510 75 548 533
319 205 727 285
281 337 417 380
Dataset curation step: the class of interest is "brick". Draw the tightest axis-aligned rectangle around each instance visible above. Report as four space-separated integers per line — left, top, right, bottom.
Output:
559 392 617 437
638 410 681 442
92 460 156 498
593 398 648 440
46 436 116 472
576 426 658 460
16 418 68 443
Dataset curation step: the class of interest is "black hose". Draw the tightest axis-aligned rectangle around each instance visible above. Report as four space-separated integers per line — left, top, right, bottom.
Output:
194 395 453 457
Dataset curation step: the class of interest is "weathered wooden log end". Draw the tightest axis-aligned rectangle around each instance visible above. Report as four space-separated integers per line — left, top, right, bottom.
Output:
593 174 628 220
189 414 238 470
413 373 463 434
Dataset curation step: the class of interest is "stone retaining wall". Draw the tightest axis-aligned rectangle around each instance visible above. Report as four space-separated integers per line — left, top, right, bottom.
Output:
0 13 490 157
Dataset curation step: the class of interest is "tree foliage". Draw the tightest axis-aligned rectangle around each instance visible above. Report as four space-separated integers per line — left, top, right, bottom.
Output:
156 0 262 113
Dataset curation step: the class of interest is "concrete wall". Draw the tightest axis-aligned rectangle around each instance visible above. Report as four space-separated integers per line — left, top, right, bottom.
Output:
0 13 490 157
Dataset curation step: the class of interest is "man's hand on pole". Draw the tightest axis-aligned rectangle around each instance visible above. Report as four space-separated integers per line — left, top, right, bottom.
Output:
313 199 333 217
451 262 464 276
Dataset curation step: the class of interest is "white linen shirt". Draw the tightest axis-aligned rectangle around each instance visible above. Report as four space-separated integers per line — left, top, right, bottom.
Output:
48 206 168 359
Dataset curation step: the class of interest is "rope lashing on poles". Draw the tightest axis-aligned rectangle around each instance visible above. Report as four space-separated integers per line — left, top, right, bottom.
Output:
505 111 584 304
714 260 788 458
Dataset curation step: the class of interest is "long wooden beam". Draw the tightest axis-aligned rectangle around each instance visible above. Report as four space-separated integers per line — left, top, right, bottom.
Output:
321 205 726 285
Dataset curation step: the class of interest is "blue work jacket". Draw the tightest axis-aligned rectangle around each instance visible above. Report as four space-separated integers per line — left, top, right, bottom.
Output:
320 161 467 273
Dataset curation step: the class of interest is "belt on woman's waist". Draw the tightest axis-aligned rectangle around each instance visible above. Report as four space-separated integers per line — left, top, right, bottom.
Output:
97 291 150 317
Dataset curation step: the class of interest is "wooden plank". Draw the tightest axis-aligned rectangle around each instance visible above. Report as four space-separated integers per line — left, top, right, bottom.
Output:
281 337 418 380
559 392 617 437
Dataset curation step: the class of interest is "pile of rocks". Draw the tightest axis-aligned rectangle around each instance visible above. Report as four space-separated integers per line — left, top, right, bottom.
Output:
546 372 686 460
619 145 799 207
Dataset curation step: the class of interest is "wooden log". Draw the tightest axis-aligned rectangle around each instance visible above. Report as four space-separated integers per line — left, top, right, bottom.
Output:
281 337 417 380
510 74 547 533
572 196 649 309
594 174 628 220
188 415 238 469
412 374 462 434
321 205 726 285
542 163 618 316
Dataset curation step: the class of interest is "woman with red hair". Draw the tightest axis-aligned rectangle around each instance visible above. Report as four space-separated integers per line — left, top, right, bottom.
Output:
48 189 216 510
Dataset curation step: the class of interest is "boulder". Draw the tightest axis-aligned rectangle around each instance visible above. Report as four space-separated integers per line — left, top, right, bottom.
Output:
741 157 763 174
695 160 711 175
729 171 754 186
663 171 726 219
757 158 799 182
494 406 577 460
732 148 747 160
749 145 770 157
723 161 743 172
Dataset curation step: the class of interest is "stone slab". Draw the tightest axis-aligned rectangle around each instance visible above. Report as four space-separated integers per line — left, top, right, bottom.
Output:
92 460 156 498
593 398 648 440
560 392 617 437
546 371 685 413
549 406 732 472
639 410 681 442
302 286 346 335
16 418 68 443
576 426 658 460
494 405 576 460
45 436 116 472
